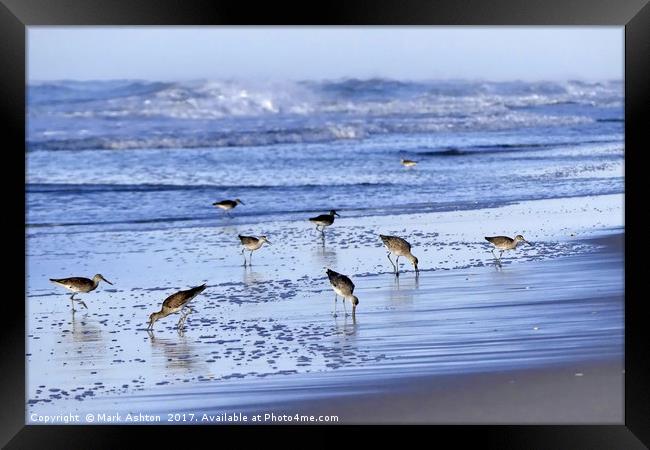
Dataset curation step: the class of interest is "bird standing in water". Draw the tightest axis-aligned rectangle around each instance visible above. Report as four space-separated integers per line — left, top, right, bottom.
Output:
147 284 207 330
325 268 359 318
50 274 113 311
484 235 531 262
238 235 271 266
379 234 419 276
309 210 340 234
213 199 244 216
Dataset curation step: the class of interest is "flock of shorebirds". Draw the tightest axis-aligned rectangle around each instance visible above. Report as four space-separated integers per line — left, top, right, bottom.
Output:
49 158 531 330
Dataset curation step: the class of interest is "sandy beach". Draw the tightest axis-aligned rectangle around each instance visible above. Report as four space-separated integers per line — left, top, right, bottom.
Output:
26 193 624 424
266 359 624 424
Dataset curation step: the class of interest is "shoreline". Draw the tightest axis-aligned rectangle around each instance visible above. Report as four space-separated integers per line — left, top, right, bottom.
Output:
26 190 624 235
27 193 624 291
27 227 624 423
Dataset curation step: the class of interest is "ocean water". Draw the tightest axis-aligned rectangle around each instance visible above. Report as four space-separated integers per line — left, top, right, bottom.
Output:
26 79 624 235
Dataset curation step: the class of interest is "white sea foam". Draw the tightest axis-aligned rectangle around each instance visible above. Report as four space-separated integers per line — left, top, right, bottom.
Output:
27 79 622 151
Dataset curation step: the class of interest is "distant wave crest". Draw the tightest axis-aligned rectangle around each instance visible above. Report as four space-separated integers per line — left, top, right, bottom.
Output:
28 78 622 151
29 78 622 119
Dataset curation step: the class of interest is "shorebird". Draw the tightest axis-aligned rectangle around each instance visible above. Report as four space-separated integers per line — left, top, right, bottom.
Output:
400 159 417 167
379 234 419 276
484 235 531 262
309 210 340 234
213 199 244 215
325 268 359 318
49 274 113 311
147 284 207 330
238 234 271 266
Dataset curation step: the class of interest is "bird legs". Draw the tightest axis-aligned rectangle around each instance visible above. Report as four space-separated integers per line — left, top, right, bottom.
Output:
491 249 504 262
386 252 398 276
69 293 87 312
177 307 194 330
242 249 255 267
491 249 504 268
315 224 326 236
332 294 338 317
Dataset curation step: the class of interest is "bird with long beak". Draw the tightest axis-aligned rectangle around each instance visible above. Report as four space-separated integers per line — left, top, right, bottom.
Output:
238 235 271 266
309 210 340 234
325 268 359 318
379 234 419 276
147 284 207 330
50 274 113 311
484 234 532 262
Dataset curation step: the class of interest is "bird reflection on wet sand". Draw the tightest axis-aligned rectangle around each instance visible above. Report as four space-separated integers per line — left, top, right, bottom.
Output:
334 312 358 330
243 266 265 285
389 273 419 304
69 315 103 344
147 329 201 372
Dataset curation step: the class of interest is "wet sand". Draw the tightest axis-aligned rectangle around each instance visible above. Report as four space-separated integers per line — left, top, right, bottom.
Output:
263 234 625 424
26 194 624 423
266 359 624 424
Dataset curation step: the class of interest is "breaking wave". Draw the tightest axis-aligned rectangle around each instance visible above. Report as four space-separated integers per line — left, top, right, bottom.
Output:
28 78 622 151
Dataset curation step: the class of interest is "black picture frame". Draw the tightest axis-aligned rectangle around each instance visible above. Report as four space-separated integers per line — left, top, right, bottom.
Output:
2 0 648 447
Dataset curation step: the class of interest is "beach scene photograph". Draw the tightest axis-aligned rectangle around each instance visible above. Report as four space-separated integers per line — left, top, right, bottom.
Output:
26 27 624 424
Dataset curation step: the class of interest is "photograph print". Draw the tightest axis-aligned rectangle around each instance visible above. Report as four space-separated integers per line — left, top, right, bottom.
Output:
26 26 624 425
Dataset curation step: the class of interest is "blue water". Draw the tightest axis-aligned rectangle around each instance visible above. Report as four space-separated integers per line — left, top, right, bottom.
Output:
26 79 624 234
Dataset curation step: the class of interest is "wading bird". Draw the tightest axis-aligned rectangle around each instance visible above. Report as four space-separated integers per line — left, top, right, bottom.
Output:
213 199 244 215
50 274 113 311
147 284 207 330
379 234 419 276
484 235 531 262
309 210 340 234
238 235 271 266
325 268 359 318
